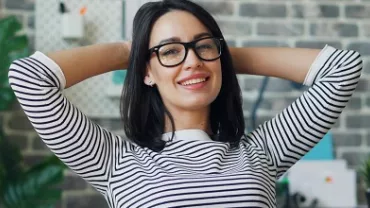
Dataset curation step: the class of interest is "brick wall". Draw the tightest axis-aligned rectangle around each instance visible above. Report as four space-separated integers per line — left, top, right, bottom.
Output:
1 0 369 207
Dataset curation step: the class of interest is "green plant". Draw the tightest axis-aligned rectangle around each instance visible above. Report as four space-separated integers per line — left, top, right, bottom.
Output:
0 16 66 208
0 16 28 110
360 156 370 190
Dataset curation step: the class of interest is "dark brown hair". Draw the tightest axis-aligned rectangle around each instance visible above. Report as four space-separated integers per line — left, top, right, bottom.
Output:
121 0 245 152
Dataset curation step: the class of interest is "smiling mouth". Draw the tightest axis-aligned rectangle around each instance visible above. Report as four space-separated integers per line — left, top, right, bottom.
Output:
179 77 210 86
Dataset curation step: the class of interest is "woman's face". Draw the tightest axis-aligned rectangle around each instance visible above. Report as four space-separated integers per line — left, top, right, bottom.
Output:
146 10 222 112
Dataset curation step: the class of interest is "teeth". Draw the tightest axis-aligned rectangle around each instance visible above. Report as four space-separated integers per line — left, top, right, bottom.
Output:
181 78 206 86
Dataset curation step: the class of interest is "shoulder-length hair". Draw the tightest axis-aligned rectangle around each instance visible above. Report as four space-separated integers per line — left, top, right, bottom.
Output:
121 0 245 152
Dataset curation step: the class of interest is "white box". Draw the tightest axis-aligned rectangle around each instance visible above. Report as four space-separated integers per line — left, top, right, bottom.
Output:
62 13 84 39
286 160 356 207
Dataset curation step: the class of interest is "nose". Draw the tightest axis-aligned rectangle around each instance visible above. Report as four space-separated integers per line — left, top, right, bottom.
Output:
183 48 203 70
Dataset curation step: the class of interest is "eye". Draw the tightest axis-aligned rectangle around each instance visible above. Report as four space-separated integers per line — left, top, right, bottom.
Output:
197 44 213 49
196 43 216 52
159 44 183 57
161 49 180 56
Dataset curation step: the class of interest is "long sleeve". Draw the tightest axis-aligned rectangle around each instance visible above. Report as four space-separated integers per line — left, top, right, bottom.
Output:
244 45 363 179
8 52 122 194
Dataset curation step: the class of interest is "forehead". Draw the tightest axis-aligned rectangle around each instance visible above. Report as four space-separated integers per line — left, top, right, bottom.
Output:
149 10 211 47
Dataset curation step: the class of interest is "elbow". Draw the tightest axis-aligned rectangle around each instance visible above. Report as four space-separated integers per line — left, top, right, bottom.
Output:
350 50 363 71
7 61 19 88
7 58 29 91
339 50 363 89
350 50 363 81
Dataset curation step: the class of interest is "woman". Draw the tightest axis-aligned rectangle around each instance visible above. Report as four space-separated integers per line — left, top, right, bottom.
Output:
8 0 363 207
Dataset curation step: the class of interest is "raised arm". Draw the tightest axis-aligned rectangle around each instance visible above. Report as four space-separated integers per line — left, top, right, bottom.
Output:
238 45 363 178
48 42 130 88
229 47 321 83
8 42 131 194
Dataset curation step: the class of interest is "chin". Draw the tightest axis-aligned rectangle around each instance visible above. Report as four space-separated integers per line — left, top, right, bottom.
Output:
180 95 216 110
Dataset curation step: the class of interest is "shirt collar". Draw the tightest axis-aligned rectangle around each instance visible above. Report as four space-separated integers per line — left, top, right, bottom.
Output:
161 129 212 142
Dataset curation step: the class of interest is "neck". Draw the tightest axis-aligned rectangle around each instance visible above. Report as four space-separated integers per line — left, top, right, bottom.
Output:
164 107 212 135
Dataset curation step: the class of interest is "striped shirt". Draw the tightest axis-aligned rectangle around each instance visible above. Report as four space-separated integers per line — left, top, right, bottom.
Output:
8 45 363 208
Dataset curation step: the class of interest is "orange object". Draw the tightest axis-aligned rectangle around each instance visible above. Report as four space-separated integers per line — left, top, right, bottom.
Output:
325 176 333 183
80 6 87 15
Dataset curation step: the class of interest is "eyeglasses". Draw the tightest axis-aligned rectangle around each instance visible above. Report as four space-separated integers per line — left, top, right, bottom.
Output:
148 37 223 67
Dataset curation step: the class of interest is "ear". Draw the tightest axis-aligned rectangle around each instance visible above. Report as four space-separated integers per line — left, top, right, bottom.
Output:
144 64 155 86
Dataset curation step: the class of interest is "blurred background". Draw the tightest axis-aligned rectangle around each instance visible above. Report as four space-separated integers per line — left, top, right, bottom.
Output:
0 0 369 207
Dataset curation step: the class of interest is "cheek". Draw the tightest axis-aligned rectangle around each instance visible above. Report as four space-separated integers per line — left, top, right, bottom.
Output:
150 65 180 89
212 62 223 86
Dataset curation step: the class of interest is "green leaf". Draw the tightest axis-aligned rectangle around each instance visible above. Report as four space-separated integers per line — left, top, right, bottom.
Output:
0 131 23 181
359 156 370 189
32 189 62 206
4 181 22 208
0 54 11 76
6 36 28 52
9 47 29 61
0 129 24 207
2 156 66 208
0 74 9 86
0 88 16 111
0 16 22 44
0 15 29 113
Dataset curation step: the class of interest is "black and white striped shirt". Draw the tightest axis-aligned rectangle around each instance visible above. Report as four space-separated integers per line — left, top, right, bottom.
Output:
8 45 363 208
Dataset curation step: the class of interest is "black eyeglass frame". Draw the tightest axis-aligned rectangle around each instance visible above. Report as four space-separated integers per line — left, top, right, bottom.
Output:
148 37 224 67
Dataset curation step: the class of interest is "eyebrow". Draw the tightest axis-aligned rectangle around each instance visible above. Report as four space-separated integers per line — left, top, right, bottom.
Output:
157 32 212 45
